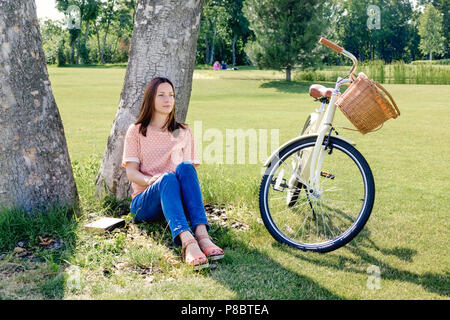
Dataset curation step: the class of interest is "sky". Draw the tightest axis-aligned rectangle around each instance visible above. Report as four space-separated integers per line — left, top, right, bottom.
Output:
35 0 65 21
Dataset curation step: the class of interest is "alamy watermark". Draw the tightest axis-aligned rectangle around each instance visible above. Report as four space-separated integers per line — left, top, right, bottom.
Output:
170 120 280 167
66 5 81 30
66 265 81 292
366 265 381 290
367 5 381 30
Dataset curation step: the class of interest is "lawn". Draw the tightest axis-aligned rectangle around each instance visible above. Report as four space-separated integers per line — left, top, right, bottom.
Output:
0 65 449 300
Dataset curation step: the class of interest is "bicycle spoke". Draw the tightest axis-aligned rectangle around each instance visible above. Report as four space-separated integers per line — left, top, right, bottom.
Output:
270 198 310 215
315 198 339 238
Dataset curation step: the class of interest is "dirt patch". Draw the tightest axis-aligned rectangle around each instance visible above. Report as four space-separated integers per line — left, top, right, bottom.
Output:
204 203 250 231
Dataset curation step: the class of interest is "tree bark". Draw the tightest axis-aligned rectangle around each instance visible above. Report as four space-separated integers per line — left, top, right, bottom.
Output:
205 33 210 64
94 21 105 64
232 33 237 66
101 19 111 64
95 0 204 201
70 39 75 64
84 19 90 44
286 66 291 81
209 24 216 65
0 0 78 213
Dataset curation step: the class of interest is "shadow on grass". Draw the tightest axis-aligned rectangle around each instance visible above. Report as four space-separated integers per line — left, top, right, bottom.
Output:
275 227 449 298
260 80 348 96
260 80 312 95
0 203 80 299
132 212 342 299
210 226 343 299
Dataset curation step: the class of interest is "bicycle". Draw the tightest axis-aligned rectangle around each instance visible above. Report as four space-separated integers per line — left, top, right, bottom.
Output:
259 37 376 253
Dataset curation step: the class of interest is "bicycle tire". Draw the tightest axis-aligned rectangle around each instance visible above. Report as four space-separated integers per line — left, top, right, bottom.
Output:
259 136 375 253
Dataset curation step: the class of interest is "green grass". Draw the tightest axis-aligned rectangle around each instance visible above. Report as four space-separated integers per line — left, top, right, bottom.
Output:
0 66 449 299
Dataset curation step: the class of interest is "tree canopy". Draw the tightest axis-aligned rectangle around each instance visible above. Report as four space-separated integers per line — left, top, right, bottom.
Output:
418 3 445 60
243 0 324 80
39 0 449 68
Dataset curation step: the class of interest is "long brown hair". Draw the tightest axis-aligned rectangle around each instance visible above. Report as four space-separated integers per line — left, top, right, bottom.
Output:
135 77 186 136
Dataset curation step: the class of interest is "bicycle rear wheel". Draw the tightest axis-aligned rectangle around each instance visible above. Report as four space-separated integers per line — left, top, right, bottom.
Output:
259 136 375 252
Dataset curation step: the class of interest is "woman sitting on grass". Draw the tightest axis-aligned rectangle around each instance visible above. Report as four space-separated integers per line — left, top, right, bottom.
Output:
121 77 224 270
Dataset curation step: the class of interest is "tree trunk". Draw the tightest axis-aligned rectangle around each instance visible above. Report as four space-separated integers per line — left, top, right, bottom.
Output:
286 66 291 81
232 33 237 66
70 40 75 64
0 0 78 213
84 19 90 44
94 21 105 64
101 20 111 63
205 33 210 64
75 37 79 64
209 25 216 65
95 0 204 201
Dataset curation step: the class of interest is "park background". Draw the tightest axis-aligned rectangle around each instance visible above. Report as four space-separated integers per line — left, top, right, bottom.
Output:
0 0 448 300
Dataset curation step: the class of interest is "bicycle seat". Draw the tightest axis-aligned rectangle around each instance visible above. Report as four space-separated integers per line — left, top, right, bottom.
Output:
309 84 333 98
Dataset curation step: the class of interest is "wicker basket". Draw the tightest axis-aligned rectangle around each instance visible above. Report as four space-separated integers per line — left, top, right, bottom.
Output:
335 72 400 134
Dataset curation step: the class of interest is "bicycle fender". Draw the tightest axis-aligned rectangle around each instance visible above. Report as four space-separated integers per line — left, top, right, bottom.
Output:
263 134 356 167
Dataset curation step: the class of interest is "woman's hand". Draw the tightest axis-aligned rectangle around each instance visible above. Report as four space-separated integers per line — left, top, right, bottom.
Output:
145 174 162 186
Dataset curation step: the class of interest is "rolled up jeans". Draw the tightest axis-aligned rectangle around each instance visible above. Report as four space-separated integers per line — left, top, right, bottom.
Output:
130 161 209 246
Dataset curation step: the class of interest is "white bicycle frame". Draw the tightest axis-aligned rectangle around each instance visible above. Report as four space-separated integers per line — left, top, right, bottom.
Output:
302 49 358 196
264 45 359 199
263 38 359 197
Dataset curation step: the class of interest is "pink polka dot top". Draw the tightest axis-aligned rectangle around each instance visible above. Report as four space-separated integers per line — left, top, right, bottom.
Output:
121 123 200 199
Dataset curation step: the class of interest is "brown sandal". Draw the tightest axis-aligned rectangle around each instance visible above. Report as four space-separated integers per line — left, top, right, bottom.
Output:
195 234 225 261
181 238 209 270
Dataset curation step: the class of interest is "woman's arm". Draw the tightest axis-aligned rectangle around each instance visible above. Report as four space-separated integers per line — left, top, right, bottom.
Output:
125 162 160 187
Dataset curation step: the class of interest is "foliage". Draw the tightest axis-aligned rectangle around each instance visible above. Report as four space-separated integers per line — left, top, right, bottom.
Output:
418 3 445 60
197 0 252 66
39 19 67 65
39 0 450 68
39 0 135 65
331 0 417 63
242 0 324 80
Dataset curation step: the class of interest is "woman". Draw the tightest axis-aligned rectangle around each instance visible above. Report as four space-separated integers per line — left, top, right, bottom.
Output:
121 77 224 270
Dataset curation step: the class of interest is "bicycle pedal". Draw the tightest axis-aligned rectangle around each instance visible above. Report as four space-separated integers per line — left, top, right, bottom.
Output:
320 171 335 179
271 177 288 192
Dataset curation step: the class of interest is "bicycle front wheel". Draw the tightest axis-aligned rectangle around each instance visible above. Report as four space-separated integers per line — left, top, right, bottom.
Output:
259 136 375 252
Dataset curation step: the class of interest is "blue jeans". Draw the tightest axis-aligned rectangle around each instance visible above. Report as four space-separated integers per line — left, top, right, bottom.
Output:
130 161 209 246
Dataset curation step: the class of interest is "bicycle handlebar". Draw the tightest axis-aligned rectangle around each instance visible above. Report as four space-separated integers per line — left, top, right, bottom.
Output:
319 37 358 80
319 37 343 53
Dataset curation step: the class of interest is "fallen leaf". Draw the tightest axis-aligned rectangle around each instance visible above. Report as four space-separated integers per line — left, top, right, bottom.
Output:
38 236 54 246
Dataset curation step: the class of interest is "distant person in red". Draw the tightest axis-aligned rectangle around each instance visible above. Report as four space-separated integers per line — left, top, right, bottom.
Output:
213 61 221 70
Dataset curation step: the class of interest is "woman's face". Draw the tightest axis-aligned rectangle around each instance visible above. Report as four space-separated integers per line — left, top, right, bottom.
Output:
154 82 175 115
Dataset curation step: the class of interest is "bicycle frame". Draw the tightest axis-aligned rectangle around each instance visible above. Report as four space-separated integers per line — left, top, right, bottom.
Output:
264 39 358 197
303 48 358 195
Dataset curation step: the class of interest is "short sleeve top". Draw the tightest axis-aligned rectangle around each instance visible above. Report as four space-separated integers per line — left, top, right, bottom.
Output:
121 123 200 199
